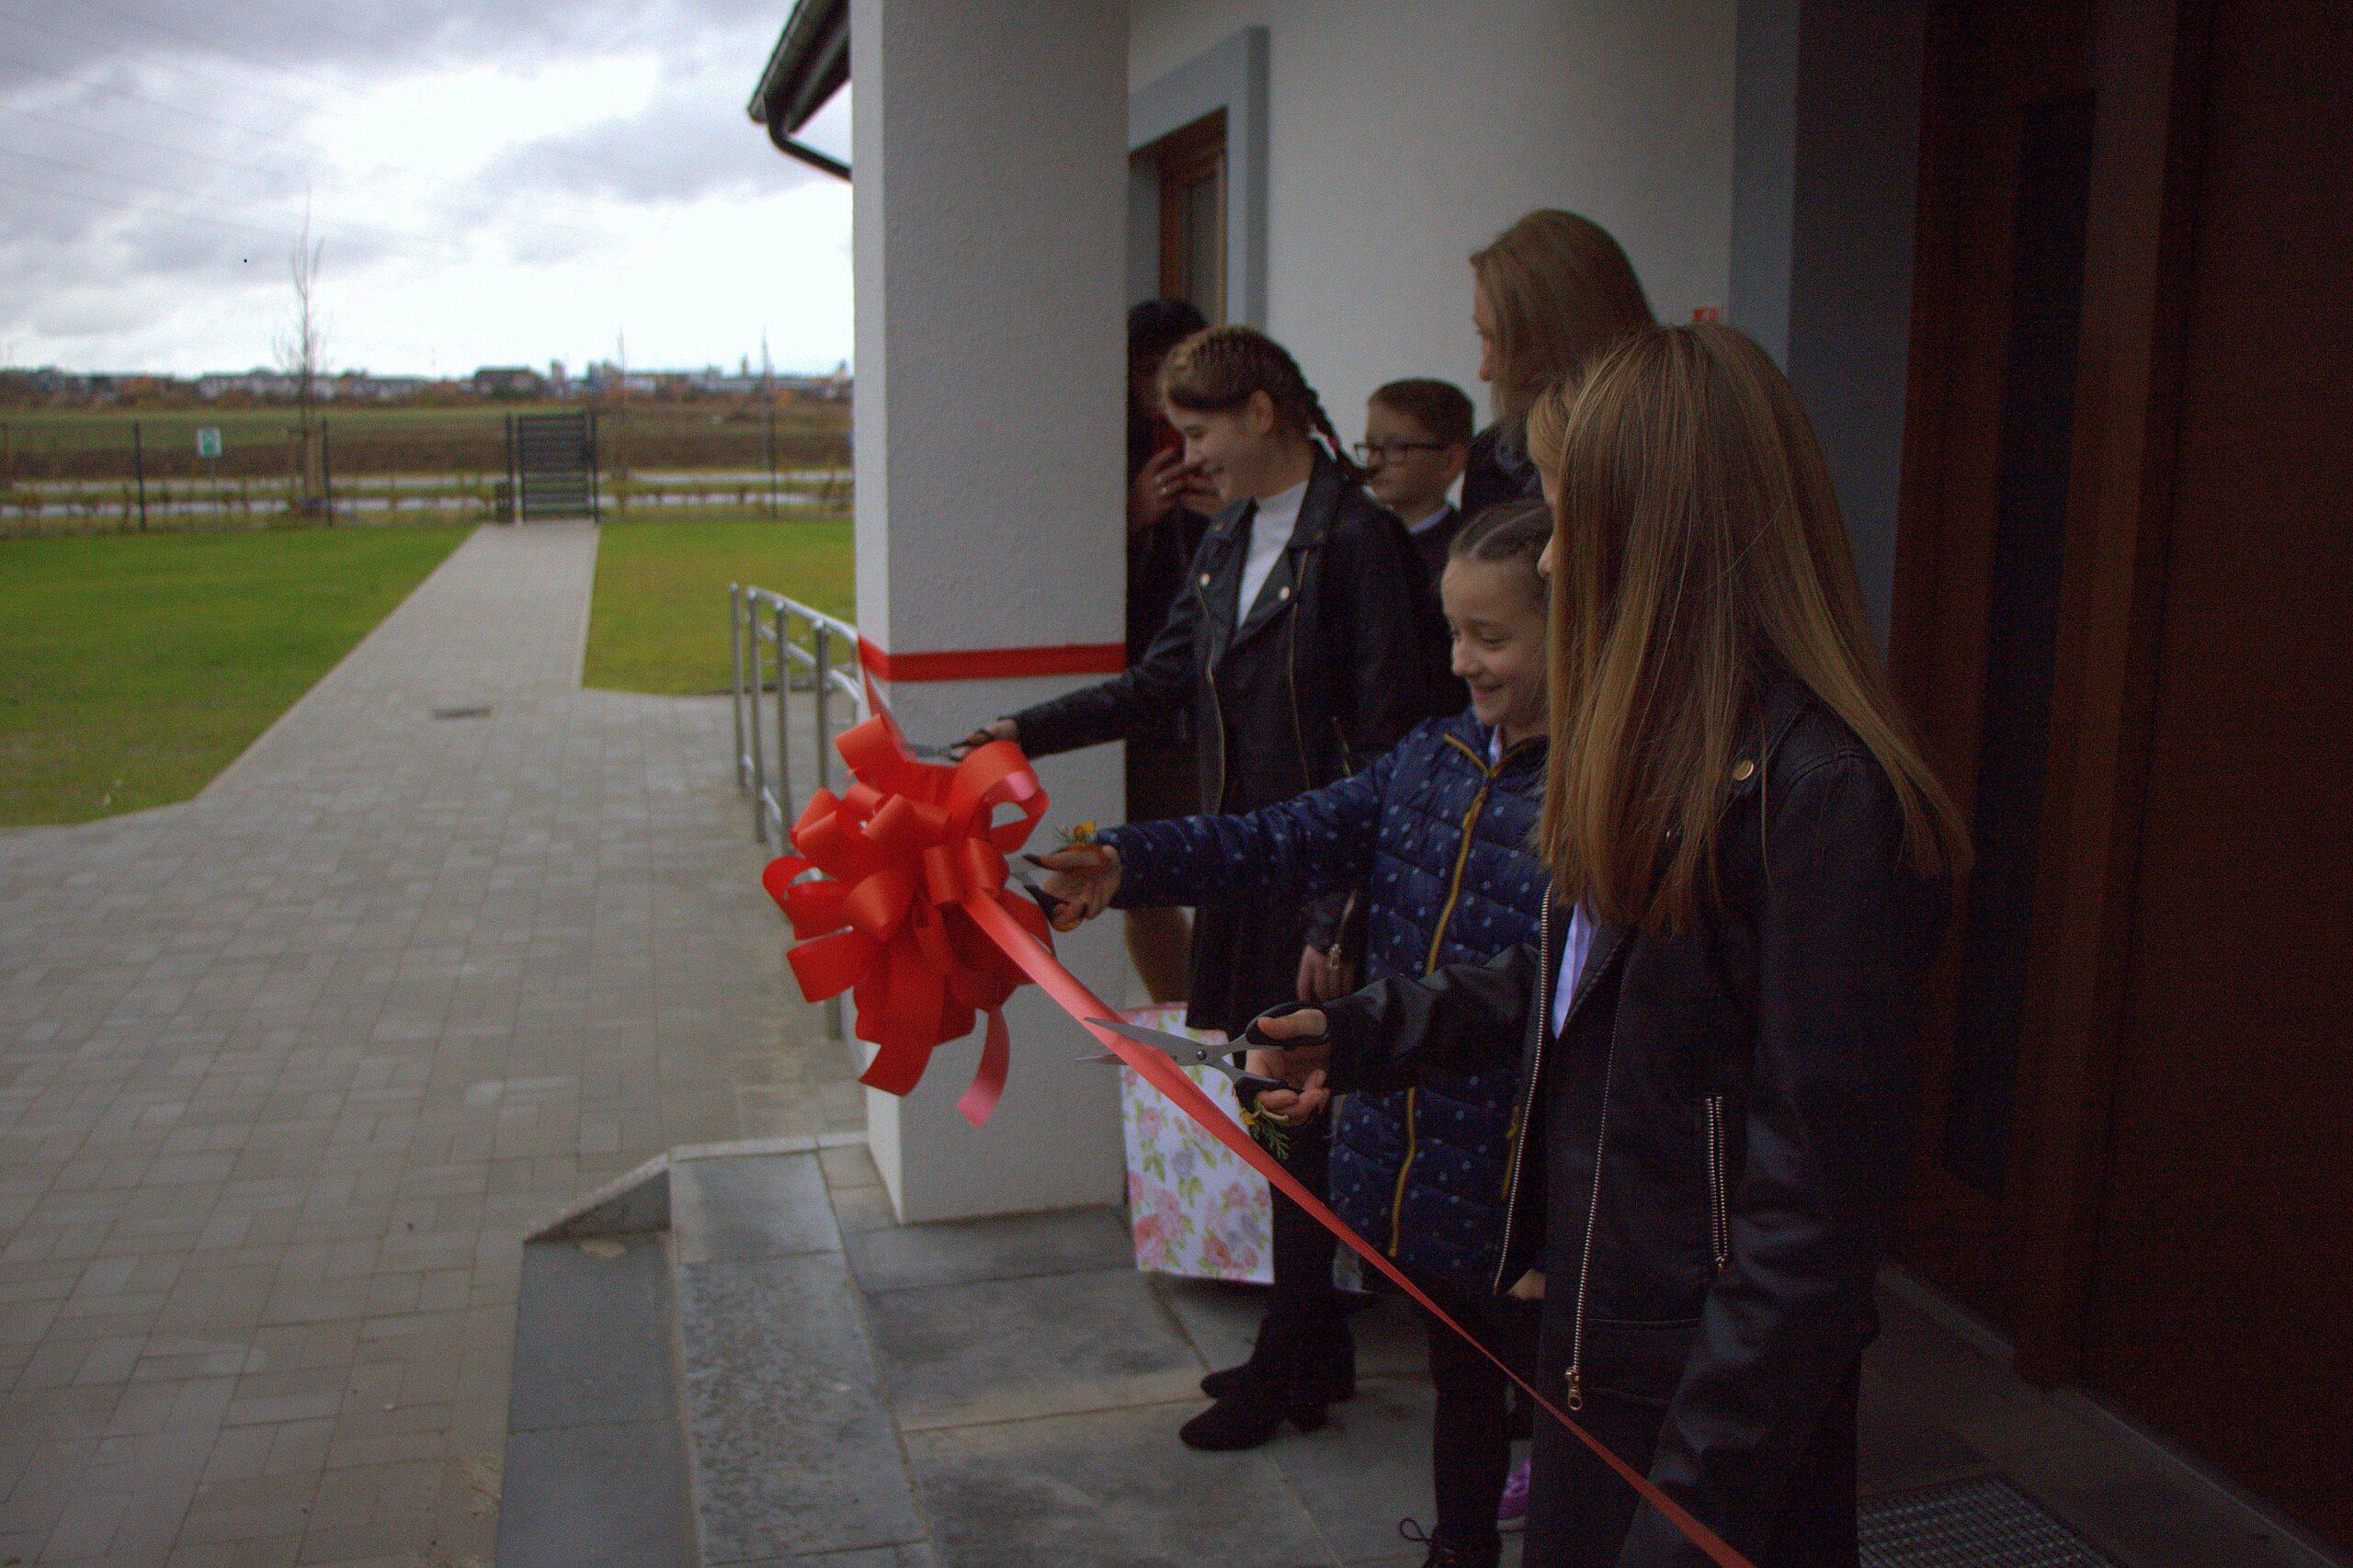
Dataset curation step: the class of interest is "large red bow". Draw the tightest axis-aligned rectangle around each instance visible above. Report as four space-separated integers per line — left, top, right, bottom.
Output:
761 706 1051 1126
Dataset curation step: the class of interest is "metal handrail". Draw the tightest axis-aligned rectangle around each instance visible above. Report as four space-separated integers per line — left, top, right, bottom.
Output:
729 583 865 849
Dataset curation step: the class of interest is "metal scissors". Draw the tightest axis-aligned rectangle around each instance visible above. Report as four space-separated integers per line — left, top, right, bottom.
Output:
1080 1017 1288 1095
1007 863 1086 933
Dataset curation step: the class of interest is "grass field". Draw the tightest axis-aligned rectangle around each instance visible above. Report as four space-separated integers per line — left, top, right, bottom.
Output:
0 402 582 446
0 400 851 485
0 524 468 825
583 515 852 695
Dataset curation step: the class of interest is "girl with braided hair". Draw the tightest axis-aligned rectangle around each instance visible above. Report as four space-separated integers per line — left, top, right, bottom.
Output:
974 324 1454 1450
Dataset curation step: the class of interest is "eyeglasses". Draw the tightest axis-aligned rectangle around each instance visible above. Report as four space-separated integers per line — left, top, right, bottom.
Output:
1351 439 1449 464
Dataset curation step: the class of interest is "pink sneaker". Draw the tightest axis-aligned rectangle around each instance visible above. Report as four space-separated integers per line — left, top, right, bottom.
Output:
1496 1456 1530 1532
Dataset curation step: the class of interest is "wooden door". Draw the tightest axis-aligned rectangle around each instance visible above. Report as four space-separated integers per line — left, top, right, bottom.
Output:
2074 0 2353 1545
1145 110 1226 324
1887 0 2097 1326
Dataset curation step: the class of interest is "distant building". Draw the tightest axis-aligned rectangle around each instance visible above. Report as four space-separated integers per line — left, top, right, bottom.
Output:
472 365 549 398
328 370 430 402
195 369 301 401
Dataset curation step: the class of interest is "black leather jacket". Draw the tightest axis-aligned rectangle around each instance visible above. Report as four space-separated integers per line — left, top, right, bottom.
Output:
1310 674 1949 1564
1013 450 1450 1032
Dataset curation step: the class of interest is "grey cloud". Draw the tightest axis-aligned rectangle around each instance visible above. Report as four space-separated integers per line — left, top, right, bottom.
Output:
468 84 814 210
0 0 823 370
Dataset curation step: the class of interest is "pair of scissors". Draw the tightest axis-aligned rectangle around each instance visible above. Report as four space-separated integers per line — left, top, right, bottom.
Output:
1080 1017 1288 1096
1007 863 1086 933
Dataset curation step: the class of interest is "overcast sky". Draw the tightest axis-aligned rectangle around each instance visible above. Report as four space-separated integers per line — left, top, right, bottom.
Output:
0 0 853 377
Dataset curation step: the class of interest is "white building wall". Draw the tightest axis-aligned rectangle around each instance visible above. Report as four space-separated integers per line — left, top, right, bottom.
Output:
851 0 1133 1223
1130 0 1739 433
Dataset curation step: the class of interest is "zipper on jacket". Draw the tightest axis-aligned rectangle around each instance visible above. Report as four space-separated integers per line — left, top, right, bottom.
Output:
1563 1006 1624 1413
1388 733 1533 1260
1195 578 1228 810
1284 559 1314 793
1704 1094 1730 1273
1423 733 1538 972
1386 1090 1418 1256
1490 895 1552 1293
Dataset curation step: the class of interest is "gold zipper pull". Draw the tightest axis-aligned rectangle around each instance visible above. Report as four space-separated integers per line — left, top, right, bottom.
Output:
1564 1365 1584 1411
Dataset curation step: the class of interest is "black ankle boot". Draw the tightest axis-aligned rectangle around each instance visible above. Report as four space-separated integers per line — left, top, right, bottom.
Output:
1176 1375 1336 1451
1199 1357 1266 1400
1202 1322 1356 1401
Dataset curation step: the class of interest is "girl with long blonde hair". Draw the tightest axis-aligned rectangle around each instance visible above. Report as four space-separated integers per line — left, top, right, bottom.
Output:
1251 324 1965 1564
1463 210 1655 517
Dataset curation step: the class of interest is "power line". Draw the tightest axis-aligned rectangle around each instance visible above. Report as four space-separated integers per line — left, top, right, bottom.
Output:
0 98 307 183
0 5 738 216
25 0 334 112
0 144 454 260
0 51 306 144
0 2 318 127
0 165 327 249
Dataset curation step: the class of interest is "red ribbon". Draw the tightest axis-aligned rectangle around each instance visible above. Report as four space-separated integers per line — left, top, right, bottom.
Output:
761 701 1051 1127
763 705 1754 1568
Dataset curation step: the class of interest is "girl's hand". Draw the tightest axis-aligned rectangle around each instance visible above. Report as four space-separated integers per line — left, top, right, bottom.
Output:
1035 844 1120 923
1174 462 1222 516
1245 1008 1332 1121
954 717 1018 757
1506 1269 1546 1301
1129 447 1184 533
1295 944 1356 1004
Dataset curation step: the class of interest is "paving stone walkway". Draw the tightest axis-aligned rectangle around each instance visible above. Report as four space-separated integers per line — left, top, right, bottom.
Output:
0 524 860 1565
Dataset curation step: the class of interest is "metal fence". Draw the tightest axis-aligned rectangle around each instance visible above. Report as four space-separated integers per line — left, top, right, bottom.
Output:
730 582 865 848
0 404 852 535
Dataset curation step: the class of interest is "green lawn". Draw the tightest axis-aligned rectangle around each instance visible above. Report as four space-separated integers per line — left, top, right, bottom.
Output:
583 514 853 695
0 525 468 825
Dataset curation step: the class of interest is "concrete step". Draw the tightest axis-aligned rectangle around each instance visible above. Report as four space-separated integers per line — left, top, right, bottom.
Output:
669 1150 927 1566
497 1133 917 1568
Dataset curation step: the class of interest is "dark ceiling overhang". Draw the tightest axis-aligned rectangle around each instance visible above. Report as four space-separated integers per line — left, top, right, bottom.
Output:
747 0 850 181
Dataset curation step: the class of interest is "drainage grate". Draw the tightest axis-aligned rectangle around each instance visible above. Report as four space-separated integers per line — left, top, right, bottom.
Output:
431 704 492 721
1860 1476 2115 1568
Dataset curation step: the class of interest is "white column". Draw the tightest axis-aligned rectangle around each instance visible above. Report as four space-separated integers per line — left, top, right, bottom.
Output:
852 0 1134 1222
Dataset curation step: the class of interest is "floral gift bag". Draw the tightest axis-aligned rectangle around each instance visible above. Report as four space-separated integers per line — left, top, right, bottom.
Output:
1118 1004 1273 1285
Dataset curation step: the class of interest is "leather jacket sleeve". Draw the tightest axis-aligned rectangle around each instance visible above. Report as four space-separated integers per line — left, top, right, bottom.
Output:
1334 510 1450 759
1302 940 1540 1092
1008 562 1202 759
1618 755 1946 1568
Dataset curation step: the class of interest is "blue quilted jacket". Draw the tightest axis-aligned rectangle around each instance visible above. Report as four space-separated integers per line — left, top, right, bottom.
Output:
1099 709 1548 1286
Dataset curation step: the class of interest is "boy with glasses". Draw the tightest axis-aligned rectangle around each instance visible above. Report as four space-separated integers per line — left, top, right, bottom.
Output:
1356 379 1475 580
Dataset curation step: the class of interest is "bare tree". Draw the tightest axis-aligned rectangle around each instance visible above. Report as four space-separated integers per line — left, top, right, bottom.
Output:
760 328 779 517
274 204 327 514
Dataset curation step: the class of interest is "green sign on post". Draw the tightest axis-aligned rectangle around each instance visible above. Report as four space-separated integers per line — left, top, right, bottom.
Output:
195 426 222 459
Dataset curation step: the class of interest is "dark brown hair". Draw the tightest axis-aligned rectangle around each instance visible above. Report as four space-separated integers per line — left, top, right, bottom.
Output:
1447 499 1552 606
1160 325 1364 483
1472 210 1654 426
1540 324 1968 931
1370 378 1475 449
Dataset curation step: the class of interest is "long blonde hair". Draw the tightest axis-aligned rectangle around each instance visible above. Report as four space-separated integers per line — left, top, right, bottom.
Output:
1540 324 1967 931
1472 210 1654 426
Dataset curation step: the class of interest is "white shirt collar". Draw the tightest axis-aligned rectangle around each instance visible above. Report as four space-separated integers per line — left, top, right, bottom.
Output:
1251 477 1309 528
1236 478 1310 619
1405 502 1454 535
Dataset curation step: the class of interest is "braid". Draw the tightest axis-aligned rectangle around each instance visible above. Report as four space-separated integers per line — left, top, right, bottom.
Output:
1161 324 1365 485
1305 392 1367 485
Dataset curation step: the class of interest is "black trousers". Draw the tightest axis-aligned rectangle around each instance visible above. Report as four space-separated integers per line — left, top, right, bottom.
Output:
1411 1270 1540 1551
1524 1305 1861 1566
1257 1109 1353 1369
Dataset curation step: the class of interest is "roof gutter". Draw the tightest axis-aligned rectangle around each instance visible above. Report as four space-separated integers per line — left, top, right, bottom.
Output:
747 0 850 182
